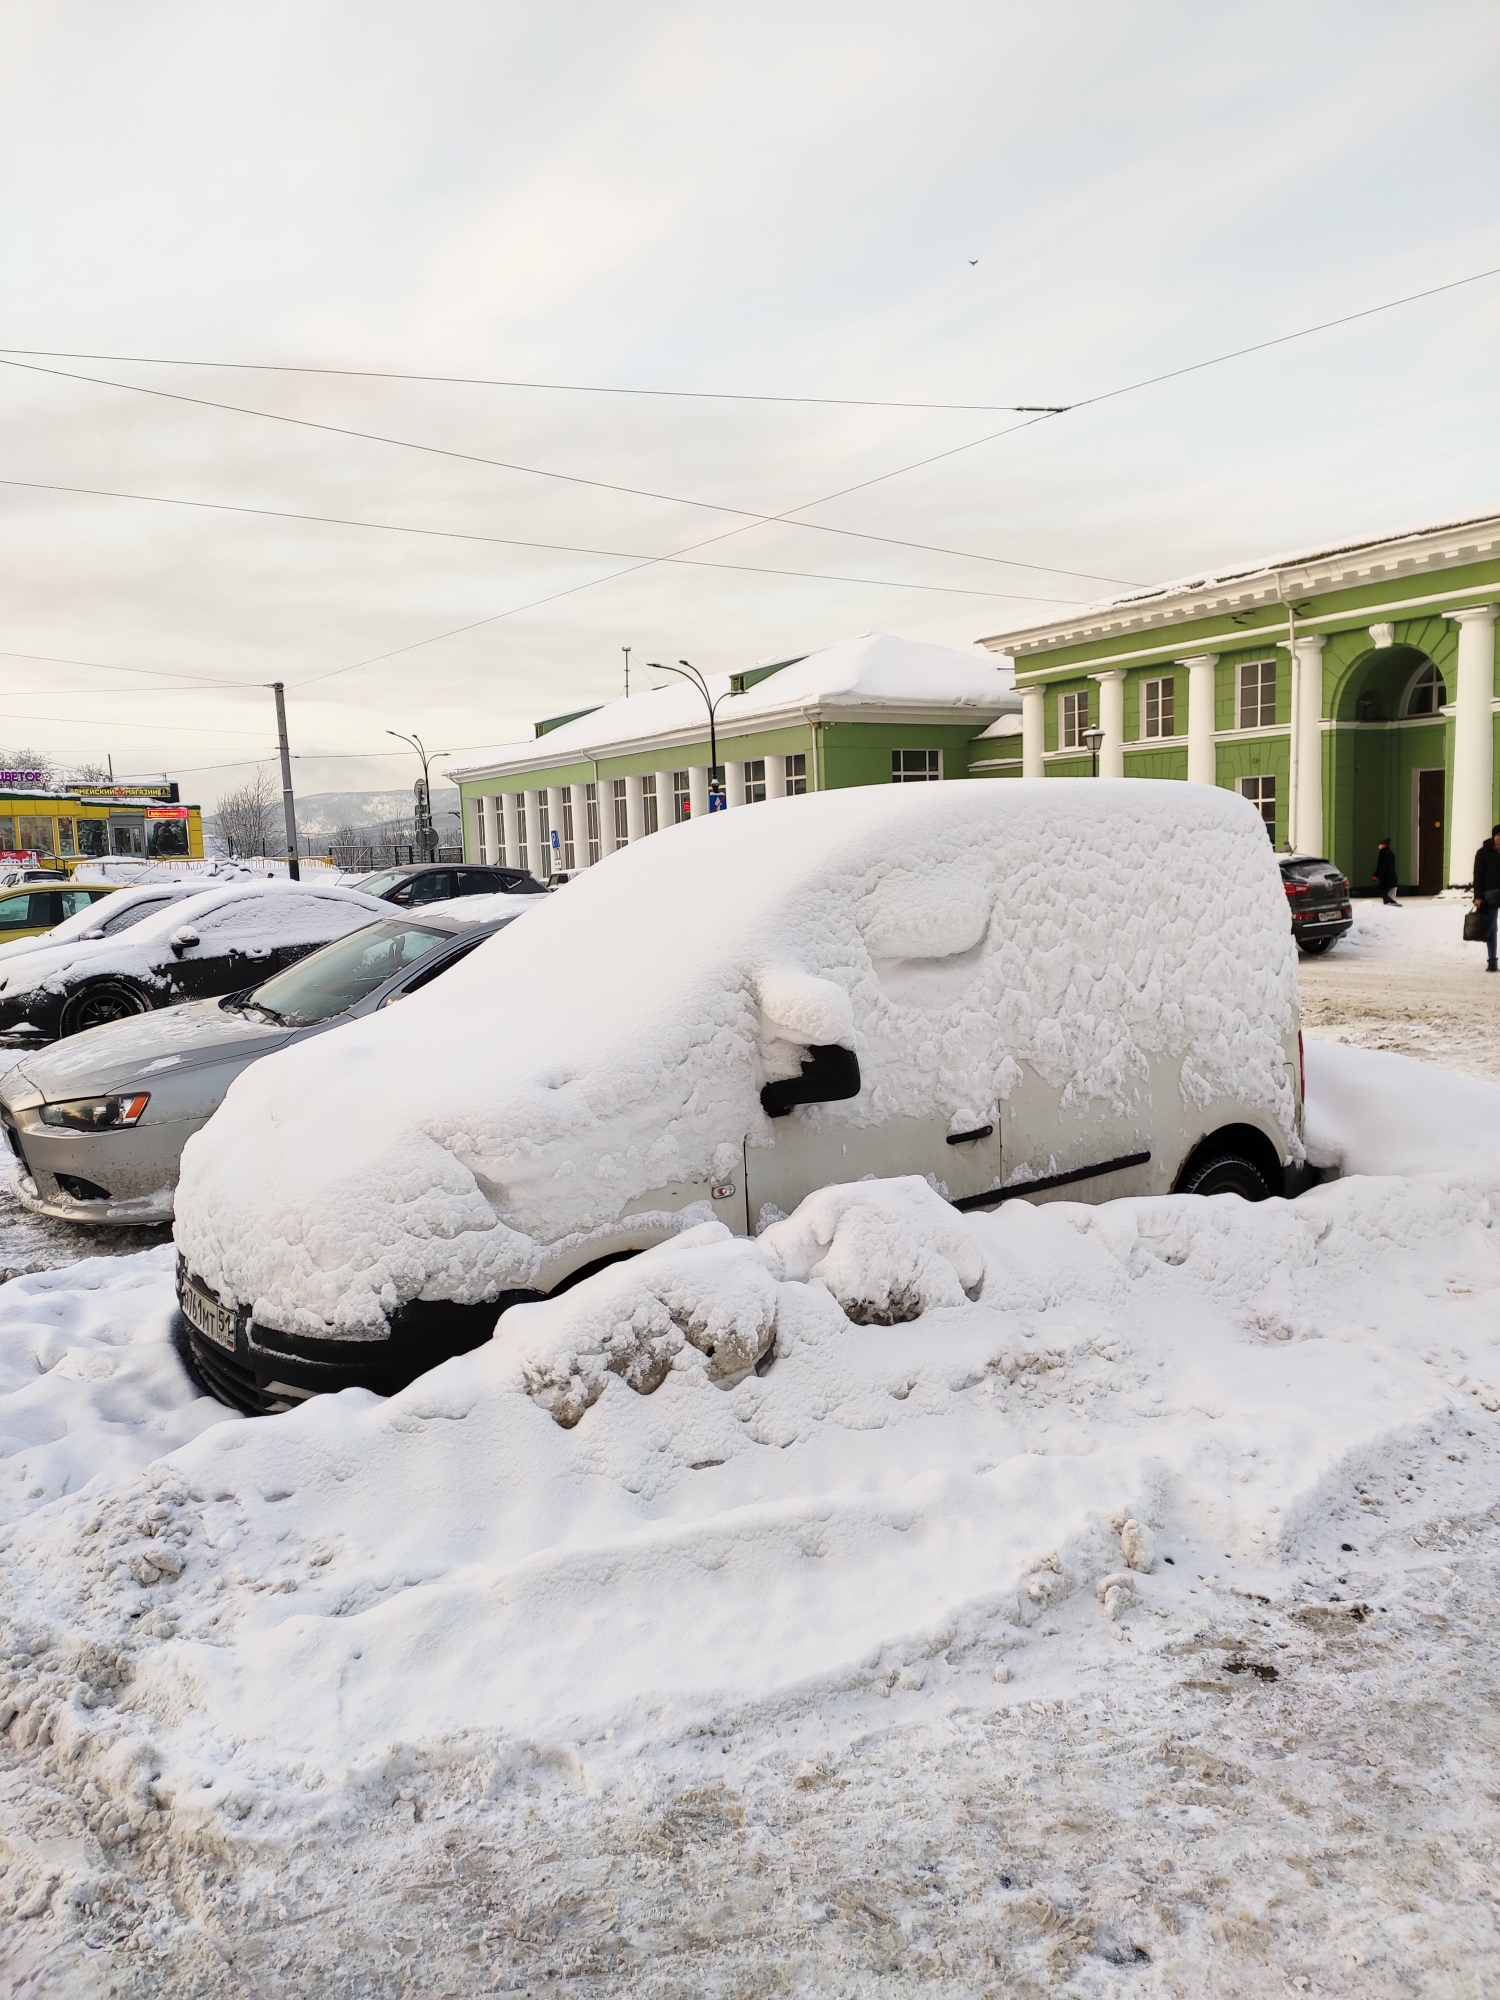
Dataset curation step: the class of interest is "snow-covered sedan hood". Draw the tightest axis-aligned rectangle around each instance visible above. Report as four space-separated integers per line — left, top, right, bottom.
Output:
7 998 294 1100
174 780 1301 1340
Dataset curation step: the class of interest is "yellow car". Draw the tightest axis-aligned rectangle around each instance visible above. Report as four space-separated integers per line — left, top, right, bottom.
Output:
0 882 117 947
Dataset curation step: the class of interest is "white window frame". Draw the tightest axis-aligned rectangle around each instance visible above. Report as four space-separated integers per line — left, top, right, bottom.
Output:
1401 659 1447 718
537 795 551 878
1141 675 1175 740
1237 659 1277 731
559 794 575 869
584 782 600 862
743 758 766 804
671 771 691 823
1237 773 1276 839
640 773 658 834
784 753 807 795
1059 689 1089 751
612 777 629 844
892 748 942 782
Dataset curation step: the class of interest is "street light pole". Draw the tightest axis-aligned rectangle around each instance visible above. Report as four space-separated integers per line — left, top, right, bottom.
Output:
269 681 301 880
646 659 736 810
1081 725 1105 779
386 729 435 858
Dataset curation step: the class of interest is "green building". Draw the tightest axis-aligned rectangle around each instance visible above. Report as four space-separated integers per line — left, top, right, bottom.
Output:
447 633 1019 876
978 511 1500 891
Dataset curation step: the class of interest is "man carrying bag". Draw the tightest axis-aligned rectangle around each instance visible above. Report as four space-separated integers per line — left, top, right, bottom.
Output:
1471 825 1500 972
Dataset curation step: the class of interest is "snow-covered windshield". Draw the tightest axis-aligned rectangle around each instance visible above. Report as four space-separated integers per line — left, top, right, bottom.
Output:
92 893 179 935
243 917 449 1026
350 870 403 898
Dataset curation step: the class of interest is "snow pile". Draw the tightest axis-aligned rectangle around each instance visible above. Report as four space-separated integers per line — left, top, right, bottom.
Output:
6 1122 1500 1863
0 881 388 1017
1304 1041 1500 1178
173 779 1299 1336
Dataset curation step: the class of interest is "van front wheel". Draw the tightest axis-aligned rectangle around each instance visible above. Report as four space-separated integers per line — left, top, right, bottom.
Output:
1176 1151 1273 1201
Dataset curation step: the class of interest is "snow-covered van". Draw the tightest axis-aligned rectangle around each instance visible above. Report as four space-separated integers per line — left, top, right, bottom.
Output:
174 779 1305 1411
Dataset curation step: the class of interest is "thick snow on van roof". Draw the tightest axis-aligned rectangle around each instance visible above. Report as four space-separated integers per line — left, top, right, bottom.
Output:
173 779 1299 1336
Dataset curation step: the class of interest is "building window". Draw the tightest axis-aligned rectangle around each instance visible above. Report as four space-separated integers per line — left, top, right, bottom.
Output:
612 777 629 844
1403 659 1447 717
784 753 807 795
1142 676 1175 739
537 795 551 877
1238 774 1276 839
641 773 658 834
57 816 77 857
560 794 575 869
892 749 941 782
672 771 691 823
17 815 55 857
585 782 600 862
515 799 529 873
1059 690 1089 750
744 759 766 804
1237 660 1277 730
493 799 506 866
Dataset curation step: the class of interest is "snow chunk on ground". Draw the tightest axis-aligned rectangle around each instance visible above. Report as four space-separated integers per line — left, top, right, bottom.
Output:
759 1174 984 1322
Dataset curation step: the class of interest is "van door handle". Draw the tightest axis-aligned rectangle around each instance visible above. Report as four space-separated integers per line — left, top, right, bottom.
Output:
946 1122 994 1145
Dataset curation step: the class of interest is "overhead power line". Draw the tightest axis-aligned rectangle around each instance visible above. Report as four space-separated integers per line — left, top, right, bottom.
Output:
0 354 1130 588
0 346 1069 415
0 475 1087 605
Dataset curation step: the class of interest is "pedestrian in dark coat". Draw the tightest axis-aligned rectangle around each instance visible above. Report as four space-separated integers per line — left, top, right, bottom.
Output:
1374 839 1400 906
1474 825 1500 972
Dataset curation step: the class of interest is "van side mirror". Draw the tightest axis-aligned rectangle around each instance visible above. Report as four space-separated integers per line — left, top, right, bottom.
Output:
760 1044 861 1119
169 926 200 956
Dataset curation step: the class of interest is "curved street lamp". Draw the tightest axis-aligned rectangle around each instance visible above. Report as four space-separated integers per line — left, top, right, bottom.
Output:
645 660 738 811
387 728 435 857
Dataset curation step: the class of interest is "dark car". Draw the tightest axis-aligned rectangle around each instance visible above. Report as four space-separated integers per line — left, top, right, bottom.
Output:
1280 854 1353 955
0 881 388 1040
350 863 547 906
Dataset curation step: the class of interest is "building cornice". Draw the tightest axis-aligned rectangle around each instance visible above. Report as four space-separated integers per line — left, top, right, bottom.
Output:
979 515 1500 663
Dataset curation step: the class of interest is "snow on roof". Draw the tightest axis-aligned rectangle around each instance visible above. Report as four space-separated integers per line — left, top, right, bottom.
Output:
445 632 1018 780
175 777 1296 1337
980 506 1500 649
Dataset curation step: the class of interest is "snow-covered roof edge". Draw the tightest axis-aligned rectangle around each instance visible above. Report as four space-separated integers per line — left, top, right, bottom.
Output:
977 508 1500 657
444 633 1018 784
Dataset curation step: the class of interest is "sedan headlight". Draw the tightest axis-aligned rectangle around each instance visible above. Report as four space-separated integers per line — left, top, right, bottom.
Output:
38 1093 150 1131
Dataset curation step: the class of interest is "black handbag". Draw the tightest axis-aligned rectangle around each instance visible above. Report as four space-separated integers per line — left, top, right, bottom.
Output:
1464 908 1490 942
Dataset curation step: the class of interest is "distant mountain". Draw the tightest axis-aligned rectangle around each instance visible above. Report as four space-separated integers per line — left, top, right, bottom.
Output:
291 785 461 836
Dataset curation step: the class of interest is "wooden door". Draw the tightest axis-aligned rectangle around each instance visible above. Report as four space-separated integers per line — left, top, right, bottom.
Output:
1417 769 1444 894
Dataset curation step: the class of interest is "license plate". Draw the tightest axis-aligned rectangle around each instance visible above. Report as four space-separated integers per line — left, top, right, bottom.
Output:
181 1276 239 1352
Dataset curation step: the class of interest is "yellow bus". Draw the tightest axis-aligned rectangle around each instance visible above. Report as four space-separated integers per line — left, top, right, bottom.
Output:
0 780 205 869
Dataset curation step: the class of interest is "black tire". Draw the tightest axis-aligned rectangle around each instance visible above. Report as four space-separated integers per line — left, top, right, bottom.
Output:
1177 1151 1274 1201
59 982 151 1037
1297 936 1334 956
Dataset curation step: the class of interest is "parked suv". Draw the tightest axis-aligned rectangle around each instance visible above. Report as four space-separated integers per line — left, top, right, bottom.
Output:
174 780 1306 1413
1279 854 1353 955
351 863 546 906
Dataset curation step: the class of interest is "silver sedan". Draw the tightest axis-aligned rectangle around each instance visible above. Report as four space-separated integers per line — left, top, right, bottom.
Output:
0 907 522 1225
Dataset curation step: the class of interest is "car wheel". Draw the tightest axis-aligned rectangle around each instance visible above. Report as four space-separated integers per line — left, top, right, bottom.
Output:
1297 936 1334 955
59 982 151 1037
1177 1151 1274 1201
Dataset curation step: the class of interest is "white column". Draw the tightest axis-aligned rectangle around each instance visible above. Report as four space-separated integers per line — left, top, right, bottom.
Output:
689 766 709 820
765 754 787 800
523 791 543 875
1448 604 1498 884
1292 635 1326 854
654 769 676 827
462 795 479 862
1093 670 1125 779
477 795 496 863
1185 655 1218 786
723 758 745 808
596 780 617 858
569 782 591 866
624 774 645 842
546 786 566 873
500 792 520 870
1021 685 1044 779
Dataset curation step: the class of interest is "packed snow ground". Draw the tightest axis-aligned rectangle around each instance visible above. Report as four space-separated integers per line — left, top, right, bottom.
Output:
1300 895 1500 1084
3 1046 1500 1993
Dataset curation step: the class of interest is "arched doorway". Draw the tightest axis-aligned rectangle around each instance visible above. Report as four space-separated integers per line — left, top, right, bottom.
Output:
1328 630 1452 894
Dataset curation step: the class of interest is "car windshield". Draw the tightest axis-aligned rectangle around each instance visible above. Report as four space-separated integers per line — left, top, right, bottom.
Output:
242 918 449 1026
352 870 405 897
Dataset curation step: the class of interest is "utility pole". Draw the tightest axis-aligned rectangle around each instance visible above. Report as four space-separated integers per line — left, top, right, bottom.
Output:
270 681 302 880
623 645 631 698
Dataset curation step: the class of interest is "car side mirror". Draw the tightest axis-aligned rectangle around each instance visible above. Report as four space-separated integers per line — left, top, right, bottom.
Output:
81 928 105 940
169 926 200 956
760 1044 862 1119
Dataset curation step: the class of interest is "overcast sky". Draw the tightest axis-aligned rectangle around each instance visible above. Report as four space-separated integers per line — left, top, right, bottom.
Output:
1 0 1497 808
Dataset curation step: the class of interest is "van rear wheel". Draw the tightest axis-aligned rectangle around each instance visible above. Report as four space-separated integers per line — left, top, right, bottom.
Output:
1177 1151 1273 1201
